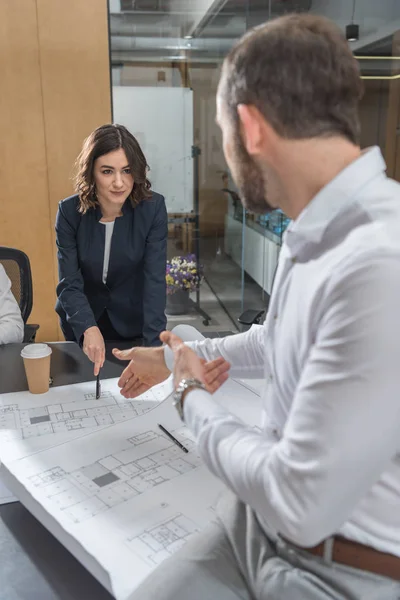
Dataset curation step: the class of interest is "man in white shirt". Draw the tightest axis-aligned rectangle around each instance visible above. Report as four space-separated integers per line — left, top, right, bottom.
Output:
0 264 24 344
114 13 400 600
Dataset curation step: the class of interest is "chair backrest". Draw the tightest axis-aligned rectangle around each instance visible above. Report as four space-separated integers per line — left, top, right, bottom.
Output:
0 246 33 323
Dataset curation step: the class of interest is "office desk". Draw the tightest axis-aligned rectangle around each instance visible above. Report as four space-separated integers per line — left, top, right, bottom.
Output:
0 341 133 600
0 341 133 395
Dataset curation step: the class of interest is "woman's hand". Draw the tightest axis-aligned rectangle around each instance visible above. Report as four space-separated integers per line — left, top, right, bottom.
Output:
83 326 105 376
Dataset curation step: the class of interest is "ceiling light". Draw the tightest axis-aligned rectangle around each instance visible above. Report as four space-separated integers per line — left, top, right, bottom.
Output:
346 23 359 42
346 0 359 42
184 35 193 40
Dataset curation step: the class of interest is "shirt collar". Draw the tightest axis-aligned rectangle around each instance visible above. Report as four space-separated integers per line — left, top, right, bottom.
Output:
94 198 132 221
283 146 387 258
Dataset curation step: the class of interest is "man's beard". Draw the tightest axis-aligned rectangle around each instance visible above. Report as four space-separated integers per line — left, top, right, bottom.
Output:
230 130 274 215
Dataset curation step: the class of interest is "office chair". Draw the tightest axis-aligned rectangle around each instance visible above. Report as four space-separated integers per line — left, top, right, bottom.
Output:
238 307 267 330
0 246 40 343
222 188 243 221
221 183 280 330
237 263 279 331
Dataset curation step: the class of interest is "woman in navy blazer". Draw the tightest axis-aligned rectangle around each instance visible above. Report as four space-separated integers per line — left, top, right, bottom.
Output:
55 124 167 375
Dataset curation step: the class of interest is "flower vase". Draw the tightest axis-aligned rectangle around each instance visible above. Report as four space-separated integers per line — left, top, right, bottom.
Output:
166 289 190 315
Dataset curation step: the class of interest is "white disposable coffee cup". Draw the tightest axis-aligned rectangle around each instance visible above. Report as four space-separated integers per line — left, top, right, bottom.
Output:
20 344 52 394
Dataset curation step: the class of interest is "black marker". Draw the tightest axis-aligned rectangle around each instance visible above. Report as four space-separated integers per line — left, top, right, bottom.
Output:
158 424 188 453
96 372 101 399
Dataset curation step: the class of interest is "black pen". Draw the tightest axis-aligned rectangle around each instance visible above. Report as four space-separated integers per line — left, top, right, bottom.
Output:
96 371 101 399
158 424 188 453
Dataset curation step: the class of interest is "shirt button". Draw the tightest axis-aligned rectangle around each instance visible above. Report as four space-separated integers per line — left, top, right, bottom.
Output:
292 257 297 263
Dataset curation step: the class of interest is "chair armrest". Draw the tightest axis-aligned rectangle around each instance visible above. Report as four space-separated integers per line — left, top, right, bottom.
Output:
23 324 40 344
238 309 265 326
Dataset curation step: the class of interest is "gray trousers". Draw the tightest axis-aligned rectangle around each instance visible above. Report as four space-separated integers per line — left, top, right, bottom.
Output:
130 492 400 600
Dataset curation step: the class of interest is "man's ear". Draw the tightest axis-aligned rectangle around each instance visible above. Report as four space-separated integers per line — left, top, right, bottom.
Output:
237 104 275 157
237 104 263 156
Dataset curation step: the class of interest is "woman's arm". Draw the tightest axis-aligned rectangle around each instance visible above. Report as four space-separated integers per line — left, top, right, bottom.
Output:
55 200 98 342
142 195 168 346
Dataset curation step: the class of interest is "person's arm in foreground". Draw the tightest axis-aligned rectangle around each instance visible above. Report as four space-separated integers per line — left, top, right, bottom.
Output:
0 265 24 344
164 251 400 547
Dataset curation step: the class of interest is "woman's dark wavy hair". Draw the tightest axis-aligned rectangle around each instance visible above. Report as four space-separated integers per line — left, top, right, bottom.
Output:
74 123 152 213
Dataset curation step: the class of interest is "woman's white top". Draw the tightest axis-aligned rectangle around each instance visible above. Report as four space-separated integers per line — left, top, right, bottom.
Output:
100 220 115 285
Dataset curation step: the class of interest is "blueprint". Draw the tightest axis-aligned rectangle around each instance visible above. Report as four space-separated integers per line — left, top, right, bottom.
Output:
26 422 201 525
0 377 172 460
0 377 262 600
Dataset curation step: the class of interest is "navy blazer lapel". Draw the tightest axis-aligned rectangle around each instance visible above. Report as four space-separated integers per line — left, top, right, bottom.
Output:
86 209 106 286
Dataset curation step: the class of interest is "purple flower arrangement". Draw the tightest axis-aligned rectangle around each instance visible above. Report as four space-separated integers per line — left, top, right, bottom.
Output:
166 254 204 296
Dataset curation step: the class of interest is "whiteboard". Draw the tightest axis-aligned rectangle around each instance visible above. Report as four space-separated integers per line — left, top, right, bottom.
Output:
113 86 194 213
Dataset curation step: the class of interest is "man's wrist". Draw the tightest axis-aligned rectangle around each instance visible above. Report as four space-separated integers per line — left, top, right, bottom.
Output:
181 382 199 405
173 378 206 421
175 373 203 402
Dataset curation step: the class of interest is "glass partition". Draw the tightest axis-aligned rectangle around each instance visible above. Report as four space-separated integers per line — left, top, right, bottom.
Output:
108 0 400 333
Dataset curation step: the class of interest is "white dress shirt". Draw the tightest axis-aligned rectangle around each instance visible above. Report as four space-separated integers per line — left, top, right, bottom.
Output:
100 220 115 284
0 264 24 344
165 147 400 556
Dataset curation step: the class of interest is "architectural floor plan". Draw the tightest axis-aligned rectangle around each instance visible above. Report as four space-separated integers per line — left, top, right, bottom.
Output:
1 397 233 599
125 512 199 566
0 377 172 460
0 391 159 439
0 353 262 599
28 425 201 524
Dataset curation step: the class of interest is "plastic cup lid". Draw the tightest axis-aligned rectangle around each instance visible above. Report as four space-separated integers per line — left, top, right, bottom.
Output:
20 343 52 359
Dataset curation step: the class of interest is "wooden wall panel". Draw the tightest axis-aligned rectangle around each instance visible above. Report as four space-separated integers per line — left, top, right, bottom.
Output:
0 0 58 340
37 0 112 338
0 0 111 341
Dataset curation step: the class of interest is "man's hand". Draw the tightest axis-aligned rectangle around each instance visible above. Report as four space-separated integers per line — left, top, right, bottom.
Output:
160 331 230 394
113 346 170 398
83 326 105 376
113 333 231 399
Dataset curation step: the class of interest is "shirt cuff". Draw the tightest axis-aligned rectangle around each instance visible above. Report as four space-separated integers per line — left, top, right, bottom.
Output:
163 341 197 372
164 344 174 371
183 388 232 437
73 316 98 344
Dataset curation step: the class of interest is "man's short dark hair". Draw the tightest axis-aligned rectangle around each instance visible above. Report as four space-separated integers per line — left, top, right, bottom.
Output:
221 13 364 144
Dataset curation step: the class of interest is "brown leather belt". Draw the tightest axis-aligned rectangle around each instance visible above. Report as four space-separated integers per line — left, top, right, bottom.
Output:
291 535 400 581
